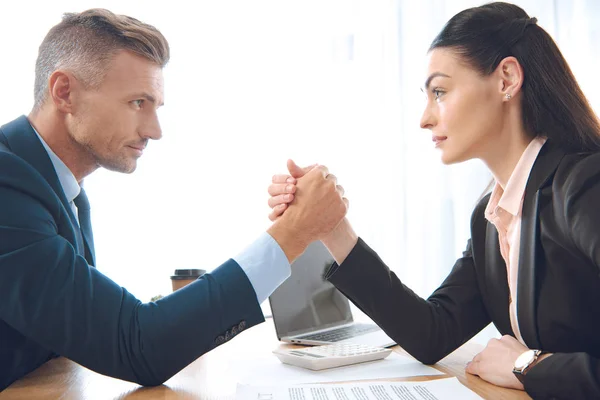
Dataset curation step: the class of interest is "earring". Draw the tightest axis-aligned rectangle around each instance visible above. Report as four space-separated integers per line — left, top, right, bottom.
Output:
505 93 512 100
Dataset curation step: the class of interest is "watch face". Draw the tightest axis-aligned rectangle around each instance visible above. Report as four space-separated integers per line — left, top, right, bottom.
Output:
515 350 536 370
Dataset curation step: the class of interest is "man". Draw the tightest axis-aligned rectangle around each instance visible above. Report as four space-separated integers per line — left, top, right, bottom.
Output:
0 9 347 390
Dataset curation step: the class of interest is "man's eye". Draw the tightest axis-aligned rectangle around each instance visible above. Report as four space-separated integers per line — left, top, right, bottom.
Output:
132 99 144 108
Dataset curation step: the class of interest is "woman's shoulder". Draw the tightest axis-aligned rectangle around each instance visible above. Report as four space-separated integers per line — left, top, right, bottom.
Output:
553 150 600 196
467 148 600 230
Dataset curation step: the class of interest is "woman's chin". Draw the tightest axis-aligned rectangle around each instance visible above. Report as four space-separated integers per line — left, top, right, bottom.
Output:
439 150 457 165
439 146 473 165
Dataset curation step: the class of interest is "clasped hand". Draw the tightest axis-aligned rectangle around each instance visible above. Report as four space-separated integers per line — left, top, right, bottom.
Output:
268 159 348 243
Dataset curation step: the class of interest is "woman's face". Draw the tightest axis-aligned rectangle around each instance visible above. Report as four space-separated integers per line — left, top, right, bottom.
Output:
420 48 505 165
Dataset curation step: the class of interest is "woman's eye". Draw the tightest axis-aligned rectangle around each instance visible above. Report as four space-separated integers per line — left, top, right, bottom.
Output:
432 89 444 100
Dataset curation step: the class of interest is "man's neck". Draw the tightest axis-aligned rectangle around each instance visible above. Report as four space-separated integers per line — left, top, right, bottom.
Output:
28 109 98 182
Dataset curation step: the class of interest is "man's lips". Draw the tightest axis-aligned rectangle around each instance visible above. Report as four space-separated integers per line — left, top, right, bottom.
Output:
127 144 146 156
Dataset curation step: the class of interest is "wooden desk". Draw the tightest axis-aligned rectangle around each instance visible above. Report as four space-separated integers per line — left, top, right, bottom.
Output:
0 319 531 400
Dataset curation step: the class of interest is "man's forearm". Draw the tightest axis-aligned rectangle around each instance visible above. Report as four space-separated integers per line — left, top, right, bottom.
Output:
267 217 311 264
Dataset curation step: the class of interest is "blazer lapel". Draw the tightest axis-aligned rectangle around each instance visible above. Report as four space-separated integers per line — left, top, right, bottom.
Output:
517 140 565 348
0 116 86 255
483 222 513 334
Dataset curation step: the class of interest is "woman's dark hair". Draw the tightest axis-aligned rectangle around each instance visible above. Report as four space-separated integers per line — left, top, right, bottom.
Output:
430 2 600 152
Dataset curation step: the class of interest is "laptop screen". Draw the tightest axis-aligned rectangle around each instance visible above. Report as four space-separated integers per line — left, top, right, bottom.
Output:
269 241 353 339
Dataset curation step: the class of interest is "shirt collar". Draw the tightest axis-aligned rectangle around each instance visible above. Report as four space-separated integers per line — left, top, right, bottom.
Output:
485 136 547 217
32 127 81 204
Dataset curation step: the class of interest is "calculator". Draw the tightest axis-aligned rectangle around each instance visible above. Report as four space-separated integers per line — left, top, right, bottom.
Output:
273 343 393 371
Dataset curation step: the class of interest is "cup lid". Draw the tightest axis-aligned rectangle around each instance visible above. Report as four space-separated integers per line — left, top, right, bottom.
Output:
170 269 206 280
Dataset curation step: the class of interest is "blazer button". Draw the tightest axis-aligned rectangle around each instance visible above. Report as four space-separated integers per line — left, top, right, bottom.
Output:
214 335 225 346
231 326 238 336
225 331 231 341
238 321 246 331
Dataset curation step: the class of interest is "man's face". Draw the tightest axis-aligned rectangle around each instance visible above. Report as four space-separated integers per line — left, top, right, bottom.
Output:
67 50 164 173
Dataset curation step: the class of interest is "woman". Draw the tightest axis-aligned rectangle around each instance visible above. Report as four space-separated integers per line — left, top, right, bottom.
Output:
268 2 600 399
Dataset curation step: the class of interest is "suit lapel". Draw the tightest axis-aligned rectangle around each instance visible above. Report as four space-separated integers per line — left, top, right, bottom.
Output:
484 223 513 334
0 116 86 255
517 141 565 348
472 195 513 335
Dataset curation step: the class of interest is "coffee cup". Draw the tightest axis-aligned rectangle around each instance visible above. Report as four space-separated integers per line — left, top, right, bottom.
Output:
170 269 206 292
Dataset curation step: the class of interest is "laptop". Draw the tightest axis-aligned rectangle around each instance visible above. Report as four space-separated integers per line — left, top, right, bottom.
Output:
269 241 395 348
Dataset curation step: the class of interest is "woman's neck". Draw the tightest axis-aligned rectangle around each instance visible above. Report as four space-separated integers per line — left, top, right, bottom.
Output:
481 131 533 189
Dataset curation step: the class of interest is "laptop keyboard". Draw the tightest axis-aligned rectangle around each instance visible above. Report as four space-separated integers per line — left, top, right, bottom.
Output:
296 323 380 342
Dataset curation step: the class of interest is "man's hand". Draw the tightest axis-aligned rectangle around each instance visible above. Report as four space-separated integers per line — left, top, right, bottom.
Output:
267 164 347 263
267 159 357 263
268 159 314 221
465 335 527 390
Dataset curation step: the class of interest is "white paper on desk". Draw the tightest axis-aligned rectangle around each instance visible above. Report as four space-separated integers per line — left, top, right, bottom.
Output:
235 378 482 400
231 351 443 385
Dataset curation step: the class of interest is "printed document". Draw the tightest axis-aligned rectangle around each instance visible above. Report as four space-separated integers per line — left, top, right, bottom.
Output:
236 377 482 400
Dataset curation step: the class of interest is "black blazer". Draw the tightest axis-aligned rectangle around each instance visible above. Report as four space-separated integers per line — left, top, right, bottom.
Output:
0 116 265 390
326 140 600 400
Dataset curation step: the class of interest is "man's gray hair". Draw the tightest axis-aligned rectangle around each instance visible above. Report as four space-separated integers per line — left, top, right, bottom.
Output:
33 8 170 113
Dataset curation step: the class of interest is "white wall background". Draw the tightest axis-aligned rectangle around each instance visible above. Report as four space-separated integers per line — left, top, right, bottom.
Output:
1 0 599 344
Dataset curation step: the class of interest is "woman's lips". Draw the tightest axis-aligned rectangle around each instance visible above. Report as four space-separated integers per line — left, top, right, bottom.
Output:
432 135 447 146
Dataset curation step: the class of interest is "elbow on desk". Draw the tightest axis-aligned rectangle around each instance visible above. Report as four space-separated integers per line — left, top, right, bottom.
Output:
407 349 445 366
112 300 212 388
127 364 181 388
134 376 167 388
121 351 198 388
395 339 450 366
414 353 444 366
120 332 215 388
383 318 465 366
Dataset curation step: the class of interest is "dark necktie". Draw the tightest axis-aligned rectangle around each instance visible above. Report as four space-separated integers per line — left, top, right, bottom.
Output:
74 188 96 266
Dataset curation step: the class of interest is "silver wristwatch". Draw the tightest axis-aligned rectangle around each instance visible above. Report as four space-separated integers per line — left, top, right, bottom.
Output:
513 349 543 383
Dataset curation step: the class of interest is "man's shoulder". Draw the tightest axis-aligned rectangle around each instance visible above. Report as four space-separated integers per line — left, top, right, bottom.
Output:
0 145 46 185
0 116 36 177
0 141 63 220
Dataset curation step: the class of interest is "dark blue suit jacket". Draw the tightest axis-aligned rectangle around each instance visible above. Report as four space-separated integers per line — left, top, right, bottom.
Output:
0 116 265 390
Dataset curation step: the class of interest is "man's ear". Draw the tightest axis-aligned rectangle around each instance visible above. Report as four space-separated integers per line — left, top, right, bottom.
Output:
496 56 524 100
48 70 78 113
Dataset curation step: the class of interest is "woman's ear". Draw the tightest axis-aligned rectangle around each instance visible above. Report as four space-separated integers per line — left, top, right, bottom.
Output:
496 56 524 101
